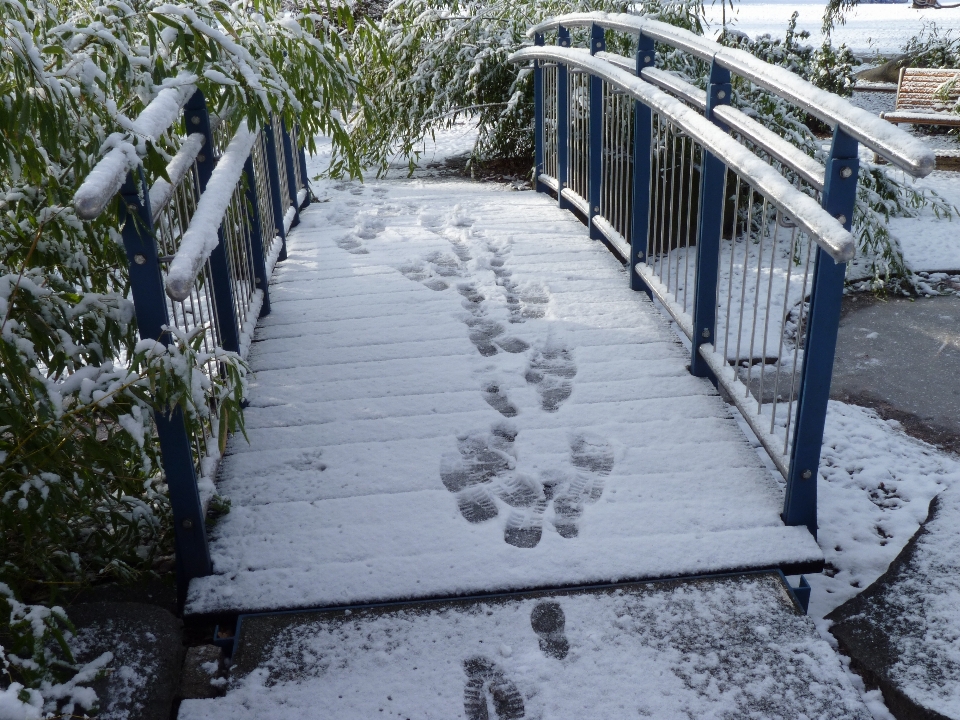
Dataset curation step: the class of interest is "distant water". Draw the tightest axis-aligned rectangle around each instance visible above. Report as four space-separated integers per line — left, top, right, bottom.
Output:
703 1 960 54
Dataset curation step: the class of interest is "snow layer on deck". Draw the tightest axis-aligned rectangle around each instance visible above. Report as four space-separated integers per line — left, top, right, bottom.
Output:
179 573 870 719
185 179 821 616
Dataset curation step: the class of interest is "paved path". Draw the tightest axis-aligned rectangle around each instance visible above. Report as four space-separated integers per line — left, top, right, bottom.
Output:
184 178 821 617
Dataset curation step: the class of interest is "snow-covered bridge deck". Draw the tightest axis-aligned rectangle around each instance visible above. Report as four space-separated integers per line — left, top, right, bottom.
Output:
184 178 822 618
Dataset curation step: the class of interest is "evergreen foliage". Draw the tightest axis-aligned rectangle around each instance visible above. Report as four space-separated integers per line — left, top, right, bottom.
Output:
0 0 360 714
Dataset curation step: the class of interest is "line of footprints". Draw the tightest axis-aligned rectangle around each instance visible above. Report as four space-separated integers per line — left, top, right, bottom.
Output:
331 193 615 548
463 601 568 720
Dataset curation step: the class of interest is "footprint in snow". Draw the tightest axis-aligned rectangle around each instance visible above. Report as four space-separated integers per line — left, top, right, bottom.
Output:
458 283 530 357
549 433 614 539
463 656 525 720
482 382 518 418
525 346 577 412
530 601 569 660
441 423 518 524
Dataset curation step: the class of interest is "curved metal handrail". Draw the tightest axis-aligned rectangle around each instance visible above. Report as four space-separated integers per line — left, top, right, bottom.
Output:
74 81 198 220
595 50 826 189
509 45 855 262
526 12 935 177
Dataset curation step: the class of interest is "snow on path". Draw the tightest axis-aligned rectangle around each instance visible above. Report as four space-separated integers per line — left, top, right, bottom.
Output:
185 179 821 616
179 574 872 720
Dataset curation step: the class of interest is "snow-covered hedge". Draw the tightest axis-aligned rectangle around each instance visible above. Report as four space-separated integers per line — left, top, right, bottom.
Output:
0 0 362 714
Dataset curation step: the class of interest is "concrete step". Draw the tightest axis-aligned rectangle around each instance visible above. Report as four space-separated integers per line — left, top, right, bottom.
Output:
179 572 871 720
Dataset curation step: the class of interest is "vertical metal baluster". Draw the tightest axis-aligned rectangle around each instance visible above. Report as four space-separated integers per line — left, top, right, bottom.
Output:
771 222 799 433
657 119 668 283
746 199 769 396
734 189 756 369
784 235 815 454
682 138 696 313
723 174 742 365
758 209 783 414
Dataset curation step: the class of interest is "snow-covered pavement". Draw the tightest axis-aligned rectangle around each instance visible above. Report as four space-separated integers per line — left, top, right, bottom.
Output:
183 178 823 617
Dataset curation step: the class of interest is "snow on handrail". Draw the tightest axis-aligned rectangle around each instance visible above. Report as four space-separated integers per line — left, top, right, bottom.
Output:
596 50 826 189
165 123 258 302
526 12 936 178
509 46 855 262
148 133 205 224
74 82 197 220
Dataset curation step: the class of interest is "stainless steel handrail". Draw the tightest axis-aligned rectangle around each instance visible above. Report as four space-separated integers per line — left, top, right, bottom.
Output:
510 45 855 262
527 12 935 177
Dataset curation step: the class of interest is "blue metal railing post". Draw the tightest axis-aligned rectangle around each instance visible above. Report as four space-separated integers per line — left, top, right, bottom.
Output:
243 153 271 317
120 168 212 608
183 91 240 353
557 26 571 211
296 126 311 211
534 32 546 194
280 117 302 229
690 60 732 378
782 127 857 537
588 23 605 240
263 120 289 262
630 34 656 294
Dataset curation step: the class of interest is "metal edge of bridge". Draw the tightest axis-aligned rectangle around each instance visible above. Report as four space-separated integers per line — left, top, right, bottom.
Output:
206 566 820 657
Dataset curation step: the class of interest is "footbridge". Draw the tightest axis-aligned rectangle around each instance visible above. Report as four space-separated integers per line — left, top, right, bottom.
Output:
77 13 933 718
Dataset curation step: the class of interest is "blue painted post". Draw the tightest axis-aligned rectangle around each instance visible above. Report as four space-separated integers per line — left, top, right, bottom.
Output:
120 168 212 607
263 120 289 262
243 153 271 317
557 26 571 211
782 127 857 537
296 126 311 211
630 34 656 294
690 61 732 377
280 117 302 229
183 91 240 353
534 32 545 194
588 23 605 240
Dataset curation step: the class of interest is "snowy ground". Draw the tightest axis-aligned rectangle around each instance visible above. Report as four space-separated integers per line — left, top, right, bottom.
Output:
704 0 960 55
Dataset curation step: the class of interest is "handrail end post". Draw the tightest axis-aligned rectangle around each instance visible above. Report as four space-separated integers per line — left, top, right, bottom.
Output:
690 59 732 377
783 126 858 538
534 33 546 194
630 36 656 296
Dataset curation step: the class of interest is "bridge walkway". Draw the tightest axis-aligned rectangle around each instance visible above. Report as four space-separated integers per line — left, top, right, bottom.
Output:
183 176 822 619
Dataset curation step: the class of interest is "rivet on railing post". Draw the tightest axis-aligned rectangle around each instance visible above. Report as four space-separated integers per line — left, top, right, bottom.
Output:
690 60 732 379
630 32 655 295
557 25 571 211
119 167 212 609
263 119 289 262
243 152 271 317
280 117 302 229
588 23 605 240
534 32 545 194
782 126 858 538
183 90 240 353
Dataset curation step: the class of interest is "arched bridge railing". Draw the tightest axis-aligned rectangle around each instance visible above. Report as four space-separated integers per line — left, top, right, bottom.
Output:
73 88 310 602
510 12 934 539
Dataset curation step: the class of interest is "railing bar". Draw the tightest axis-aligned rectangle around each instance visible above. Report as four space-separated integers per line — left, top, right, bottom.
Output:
722 172 741 364
675 134 687 301
746 197 769 400
758 208 782 415
683 139 697 314
656 117 667 284
771 222 800 434
734 187 755 369
666 123 679 295
784 234 815 454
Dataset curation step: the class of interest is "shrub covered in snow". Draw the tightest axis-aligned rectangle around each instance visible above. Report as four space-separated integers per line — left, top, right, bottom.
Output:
0 0 360 713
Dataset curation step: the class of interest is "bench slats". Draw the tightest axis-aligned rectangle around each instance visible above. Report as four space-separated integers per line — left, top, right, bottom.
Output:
882 67 960 126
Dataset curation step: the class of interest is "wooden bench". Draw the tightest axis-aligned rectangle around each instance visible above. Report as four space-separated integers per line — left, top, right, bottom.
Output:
881 67 960 127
